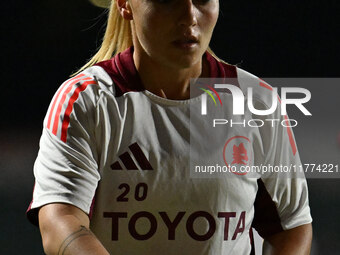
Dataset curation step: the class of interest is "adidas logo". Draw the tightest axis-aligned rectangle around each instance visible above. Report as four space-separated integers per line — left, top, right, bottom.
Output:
111 142 153 171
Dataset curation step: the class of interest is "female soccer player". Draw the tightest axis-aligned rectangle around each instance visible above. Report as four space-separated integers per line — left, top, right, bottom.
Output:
27 0 312 254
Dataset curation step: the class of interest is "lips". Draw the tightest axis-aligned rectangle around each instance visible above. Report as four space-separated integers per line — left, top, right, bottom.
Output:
172 35 199 49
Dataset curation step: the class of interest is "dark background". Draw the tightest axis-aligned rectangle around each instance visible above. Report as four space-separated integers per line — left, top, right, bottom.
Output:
1 0 339 254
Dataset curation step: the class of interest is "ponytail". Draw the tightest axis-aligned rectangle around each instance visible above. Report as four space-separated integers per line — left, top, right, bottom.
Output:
74 1 132 75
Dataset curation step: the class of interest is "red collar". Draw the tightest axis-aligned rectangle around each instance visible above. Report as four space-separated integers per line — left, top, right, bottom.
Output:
94 47 237 96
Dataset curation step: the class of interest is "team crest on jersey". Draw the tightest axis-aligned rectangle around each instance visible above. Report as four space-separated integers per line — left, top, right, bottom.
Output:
223 136 253 175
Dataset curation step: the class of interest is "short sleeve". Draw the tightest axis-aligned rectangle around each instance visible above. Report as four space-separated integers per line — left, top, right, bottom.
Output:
27 74 101 226
251 81 312 238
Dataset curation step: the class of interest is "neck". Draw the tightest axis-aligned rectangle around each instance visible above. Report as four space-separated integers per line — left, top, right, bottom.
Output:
133 50 209 100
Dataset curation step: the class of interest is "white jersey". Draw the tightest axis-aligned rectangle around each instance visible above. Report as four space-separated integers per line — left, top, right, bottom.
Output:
27 47 312 254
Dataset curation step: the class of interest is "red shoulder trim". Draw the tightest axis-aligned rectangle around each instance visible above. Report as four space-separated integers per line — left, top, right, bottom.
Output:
47 74 97 143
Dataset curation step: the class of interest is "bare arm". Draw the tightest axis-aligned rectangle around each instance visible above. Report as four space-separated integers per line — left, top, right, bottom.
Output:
39 203 110 255
263 223 312 255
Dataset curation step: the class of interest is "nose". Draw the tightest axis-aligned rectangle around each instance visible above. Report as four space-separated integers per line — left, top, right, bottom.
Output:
178 0 198 27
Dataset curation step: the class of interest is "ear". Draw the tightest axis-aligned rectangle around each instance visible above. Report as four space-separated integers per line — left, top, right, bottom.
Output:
116 0 133 20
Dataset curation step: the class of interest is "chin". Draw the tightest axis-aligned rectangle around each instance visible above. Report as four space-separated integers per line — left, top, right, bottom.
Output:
170 52 202 69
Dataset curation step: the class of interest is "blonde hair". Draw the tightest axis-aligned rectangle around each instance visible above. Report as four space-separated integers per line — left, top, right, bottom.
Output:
75 0 225 75
75 1 131 74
